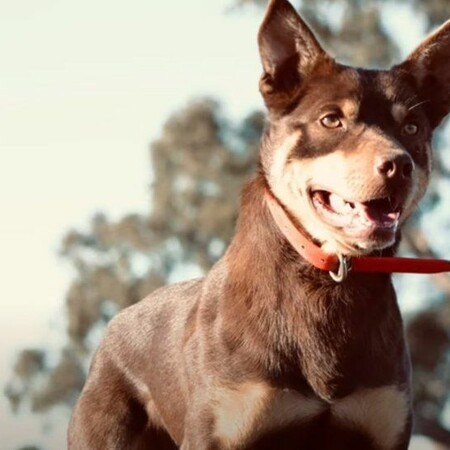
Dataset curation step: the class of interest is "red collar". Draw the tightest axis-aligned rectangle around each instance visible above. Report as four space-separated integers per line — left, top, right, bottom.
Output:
265 189 450 281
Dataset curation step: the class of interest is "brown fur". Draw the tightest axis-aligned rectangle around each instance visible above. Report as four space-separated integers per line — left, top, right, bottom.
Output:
68 1 450 449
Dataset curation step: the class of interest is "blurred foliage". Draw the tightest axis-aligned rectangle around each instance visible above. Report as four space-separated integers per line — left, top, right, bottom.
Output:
5 0 450 447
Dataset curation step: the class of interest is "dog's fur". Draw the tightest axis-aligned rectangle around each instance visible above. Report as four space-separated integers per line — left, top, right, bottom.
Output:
68 1 450 449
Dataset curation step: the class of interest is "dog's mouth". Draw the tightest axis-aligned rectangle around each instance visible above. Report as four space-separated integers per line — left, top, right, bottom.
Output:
310 189 402 238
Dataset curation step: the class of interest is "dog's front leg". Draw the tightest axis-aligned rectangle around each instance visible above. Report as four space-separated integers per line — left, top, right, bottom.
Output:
68 367 141 450
68 343 153 449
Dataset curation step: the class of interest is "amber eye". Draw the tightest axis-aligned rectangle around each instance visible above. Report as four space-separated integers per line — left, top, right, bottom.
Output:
403 123 419 135
320 114 342 129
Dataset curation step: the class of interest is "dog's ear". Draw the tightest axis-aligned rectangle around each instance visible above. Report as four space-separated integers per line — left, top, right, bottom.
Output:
258 0 328 110
400 19 450 129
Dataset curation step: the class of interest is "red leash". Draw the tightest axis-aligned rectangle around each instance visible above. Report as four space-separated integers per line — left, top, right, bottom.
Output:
265 190 450 281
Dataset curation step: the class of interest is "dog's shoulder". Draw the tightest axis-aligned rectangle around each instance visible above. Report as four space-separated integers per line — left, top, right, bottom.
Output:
105 278 204 345
82 278 206 396
96 257 230 362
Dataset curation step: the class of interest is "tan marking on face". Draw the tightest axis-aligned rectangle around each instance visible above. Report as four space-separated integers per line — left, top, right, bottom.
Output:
332 386 410 449
392 103 408 123
267 137 348 252
339 98 359 118
269 146 396 255
213 382 324 448
266 125 423 255
266 131 302 185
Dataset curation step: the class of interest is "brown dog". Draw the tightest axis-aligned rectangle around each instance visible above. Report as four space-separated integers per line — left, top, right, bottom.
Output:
68 0 450 448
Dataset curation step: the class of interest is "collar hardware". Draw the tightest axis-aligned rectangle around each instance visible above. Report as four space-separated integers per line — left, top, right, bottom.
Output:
329 254 350 282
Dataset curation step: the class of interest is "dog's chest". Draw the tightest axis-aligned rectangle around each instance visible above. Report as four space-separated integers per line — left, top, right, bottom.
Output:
211 382 409 449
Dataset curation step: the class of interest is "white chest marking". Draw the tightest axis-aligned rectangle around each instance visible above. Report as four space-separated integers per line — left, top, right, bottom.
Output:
331 385 410 449
213 381 324 449
212 382 409 449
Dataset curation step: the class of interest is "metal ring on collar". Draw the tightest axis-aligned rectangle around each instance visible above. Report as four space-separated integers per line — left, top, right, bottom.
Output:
329 254 350 282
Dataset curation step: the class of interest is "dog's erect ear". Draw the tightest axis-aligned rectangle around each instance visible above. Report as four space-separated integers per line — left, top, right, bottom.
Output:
258 0 328 109
400 19 450 129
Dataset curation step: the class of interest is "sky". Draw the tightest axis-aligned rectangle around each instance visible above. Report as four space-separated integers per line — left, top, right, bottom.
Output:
0 0 445 449
0 0 263 448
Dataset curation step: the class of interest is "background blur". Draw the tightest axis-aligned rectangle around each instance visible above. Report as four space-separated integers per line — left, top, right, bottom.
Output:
1 0 450 449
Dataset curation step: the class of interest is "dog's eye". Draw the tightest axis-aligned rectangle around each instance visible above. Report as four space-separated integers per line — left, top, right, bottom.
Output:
403 123 419 135
320 114 342 129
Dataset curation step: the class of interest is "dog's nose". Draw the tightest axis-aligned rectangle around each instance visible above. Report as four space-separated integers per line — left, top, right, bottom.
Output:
376 154 414 179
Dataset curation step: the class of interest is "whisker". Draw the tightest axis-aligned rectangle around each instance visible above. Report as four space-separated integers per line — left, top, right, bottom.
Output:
408 100 430 112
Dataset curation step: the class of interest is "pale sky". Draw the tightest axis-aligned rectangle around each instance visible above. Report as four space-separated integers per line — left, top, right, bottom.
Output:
0 1 262 448
0 0 442 449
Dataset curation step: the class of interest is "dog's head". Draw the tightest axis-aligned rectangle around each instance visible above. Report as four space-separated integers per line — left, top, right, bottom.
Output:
258 0 450 256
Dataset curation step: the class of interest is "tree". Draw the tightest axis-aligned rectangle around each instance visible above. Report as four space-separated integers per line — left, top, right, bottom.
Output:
5 0 450 447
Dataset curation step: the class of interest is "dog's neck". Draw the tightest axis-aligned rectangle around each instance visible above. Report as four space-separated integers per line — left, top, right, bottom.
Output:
222 173 402 397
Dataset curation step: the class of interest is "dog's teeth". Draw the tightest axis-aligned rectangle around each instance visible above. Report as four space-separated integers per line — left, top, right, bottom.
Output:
329 193 348 213
345 202 354 211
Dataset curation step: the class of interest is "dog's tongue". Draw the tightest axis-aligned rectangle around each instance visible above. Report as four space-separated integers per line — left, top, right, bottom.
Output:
355 201 398 225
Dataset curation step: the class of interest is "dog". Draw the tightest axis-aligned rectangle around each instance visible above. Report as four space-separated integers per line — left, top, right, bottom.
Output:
68 0 450 448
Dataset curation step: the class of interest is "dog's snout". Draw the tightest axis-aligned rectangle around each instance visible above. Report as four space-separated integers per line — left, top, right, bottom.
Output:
376 154 414 180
